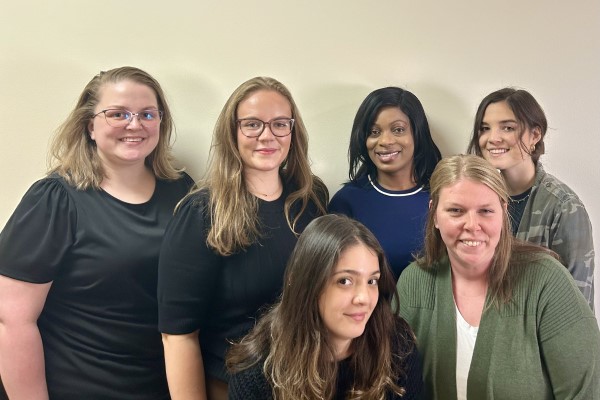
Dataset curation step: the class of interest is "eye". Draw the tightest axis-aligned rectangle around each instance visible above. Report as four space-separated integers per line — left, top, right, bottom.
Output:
272 119 291 129
501 125 516 132
368 277 379 285
369 129 381 137
242 119 262 129
142 110 158 121
105 110 129 120
478 126 490 134
446 207 463 214
479 208 495 214
337 277 352 286
392 126 405 134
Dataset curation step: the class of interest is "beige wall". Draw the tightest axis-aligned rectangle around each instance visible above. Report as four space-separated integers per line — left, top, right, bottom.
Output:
1 0 599 312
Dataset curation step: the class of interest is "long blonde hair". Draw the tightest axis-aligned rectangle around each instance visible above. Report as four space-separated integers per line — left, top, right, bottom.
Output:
48 66 181 189
193 76 327 256
419 154 556 304
227 215 411 399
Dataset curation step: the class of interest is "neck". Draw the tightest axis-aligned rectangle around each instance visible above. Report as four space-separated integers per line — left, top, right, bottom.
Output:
100 163 155 204
501 161 536 196
244 169 282 200
376 170 416 191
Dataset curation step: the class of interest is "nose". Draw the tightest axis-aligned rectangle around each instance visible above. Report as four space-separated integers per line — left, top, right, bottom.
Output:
378 129 395 145
464 212 481 231
125 114 143 129
352 283 368 305
488 127 502 143
257 123 276 140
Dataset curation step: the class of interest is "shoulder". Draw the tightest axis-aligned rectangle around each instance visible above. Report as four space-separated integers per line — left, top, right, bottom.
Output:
228 360 272 399
534 164 586 207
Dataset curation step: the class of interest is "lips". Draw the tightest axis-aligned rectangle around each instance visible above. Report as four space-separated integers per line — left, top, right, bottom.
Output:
346 312 368 322
487 148 508 155
375 150 400 161
120 137 144 143
461 240 483 247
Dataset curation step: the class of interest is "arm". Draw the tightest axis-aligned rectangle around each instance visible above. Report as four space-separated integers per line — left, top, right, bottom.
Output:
162 331 207 400
551 199 595 308
0 275 52 400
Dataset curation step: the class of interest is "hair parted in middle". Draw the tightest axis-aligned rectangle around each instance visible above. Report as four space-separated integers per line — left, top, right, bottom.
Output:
419 154 557 304
348 86 442 188
466 87 548 164
192 76 328 256
227 214 412 400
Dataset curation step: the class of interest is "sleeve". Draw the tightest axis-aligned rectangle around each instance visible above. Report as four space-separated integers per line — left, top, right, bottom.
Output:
328 185 354 216
550 197 595 308
228 362 272 400
393 320 424 400
537 263 600 399
157 194 221 334
0 178 75 283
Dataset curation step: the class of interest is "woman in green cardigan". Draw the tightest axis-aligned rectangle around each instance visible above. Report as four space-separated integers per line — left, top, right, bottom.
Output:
397 154 599 399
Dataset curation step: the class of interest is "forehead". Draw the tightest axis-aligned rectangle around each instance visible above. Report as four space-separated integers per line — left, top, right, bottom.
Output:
237 89 291 115
97 80 158 105
482 101 516 122
438 178 501 205
374 106 410 124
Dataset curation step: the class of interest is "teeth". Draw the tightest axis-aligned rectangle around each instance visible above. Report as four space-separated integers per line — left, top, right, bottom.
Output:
462 240 482 247
489 149 507 154
377 151 399 160
121 137 143 142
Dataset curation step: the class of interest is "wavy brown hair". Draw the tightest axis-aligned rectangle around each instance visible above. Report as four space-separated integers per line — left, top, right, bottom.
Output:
192 76 327 256
227 214 412 399
48 66 181 188
418 155 557 304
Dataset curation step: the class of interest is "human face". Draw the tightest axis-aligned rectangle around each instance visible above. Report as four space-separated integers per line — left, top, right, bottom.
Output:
478 101 540 174
236 90 292 175
434 179 504 275
366 106 415 188
318 243 380 359
88 80 160 169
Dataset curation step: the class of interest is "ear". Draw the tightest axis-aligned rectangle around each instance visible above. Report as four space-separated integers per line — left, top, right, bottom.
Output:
430 200 439 228
88 120 96 141
530 126 542 145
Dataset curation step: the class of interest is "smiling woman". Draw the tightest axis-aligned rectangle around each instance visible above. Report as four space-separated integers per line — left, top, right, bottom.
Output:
0 66 194 399
329 87 442 279
398 154 600 399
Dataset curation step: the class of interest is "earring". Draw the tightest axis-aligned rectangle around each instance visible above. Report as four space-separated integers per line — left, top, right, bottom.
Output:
530 144 536 152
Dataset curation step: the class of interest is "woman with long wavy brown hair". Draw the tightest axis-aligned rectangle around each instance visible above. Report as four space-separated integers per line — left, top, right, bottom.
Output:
227 214 422 400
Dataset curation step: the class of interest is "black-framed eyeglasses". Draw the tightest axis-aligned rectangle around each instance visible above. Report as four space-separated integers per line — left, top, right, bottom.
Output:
237 118 295 138
93 109 163 128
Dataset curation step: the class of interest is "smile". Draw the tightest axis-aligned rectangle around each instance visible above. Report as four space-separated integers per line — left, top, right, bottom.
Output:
375 150 400 161
346 313 367 322
120 137 143 142
461 240 483 247
488 148 508 155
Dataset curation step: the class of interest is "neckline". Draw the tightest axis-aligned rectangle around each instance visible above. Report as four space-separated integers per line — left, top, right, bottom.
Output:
367 175 424 196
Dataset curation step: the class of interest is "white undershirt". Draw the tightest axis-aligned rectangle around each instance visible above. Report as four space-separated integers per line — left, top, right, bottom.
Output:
455 303 479 400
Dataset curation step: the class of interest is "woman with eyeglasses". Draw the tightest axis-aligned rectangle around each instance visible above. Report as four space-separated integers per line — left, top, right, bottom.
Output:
0 66 193 399
466 88 595 309
329 87 442 280
158 76 328 400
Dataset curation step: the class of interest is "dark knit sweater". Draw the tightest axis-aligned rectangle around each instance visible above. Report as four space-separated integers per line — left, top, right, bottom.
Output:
228 318 423 399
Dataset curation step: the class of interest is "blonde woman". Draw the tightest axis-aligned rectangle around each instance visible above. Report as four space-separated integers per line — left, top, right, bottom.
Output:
398 155 599 399
158 77 328 399
0 66 193 399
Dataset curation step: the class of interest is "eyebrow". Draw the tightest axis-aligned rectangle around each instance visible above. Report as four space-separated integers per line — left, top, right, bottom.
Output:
333 269 381 276
373 119 408 126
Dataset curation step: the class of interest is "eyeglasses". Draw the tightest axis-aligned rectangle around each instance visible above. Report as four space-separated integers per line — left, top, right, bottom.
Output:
93 109 163 128
237 118 294 138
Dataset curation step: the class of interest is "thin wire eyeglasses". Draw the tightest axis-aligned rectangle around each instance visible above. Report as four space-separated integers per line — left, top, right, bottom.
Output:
237 118 295 138
93 109 164 128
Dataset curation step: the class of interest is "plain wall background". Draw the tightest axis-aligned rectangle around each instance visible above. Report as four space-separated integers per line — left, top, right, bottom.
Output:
1 0 598 312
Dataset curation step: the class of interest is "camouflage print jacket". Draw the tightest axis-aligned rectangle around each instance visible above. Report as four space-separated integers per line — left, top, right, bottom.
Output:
517 163 595 309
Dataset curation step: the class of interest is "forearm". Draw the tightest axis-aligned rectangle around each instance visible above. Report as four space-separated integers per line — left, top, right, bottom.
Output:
162 331 207 400
0 323 48 400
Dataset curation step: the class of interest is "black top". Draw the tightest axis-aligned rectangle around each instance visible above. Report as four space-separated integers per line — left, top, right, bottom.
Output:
158 185 323 382
228 317 423 399
508 188 532 235
0 173 193 400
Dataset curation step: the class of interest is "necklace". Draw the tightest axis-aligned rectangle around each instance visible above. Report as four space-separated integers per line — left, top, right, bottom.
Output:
510 192 530 204
247 181 282 198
